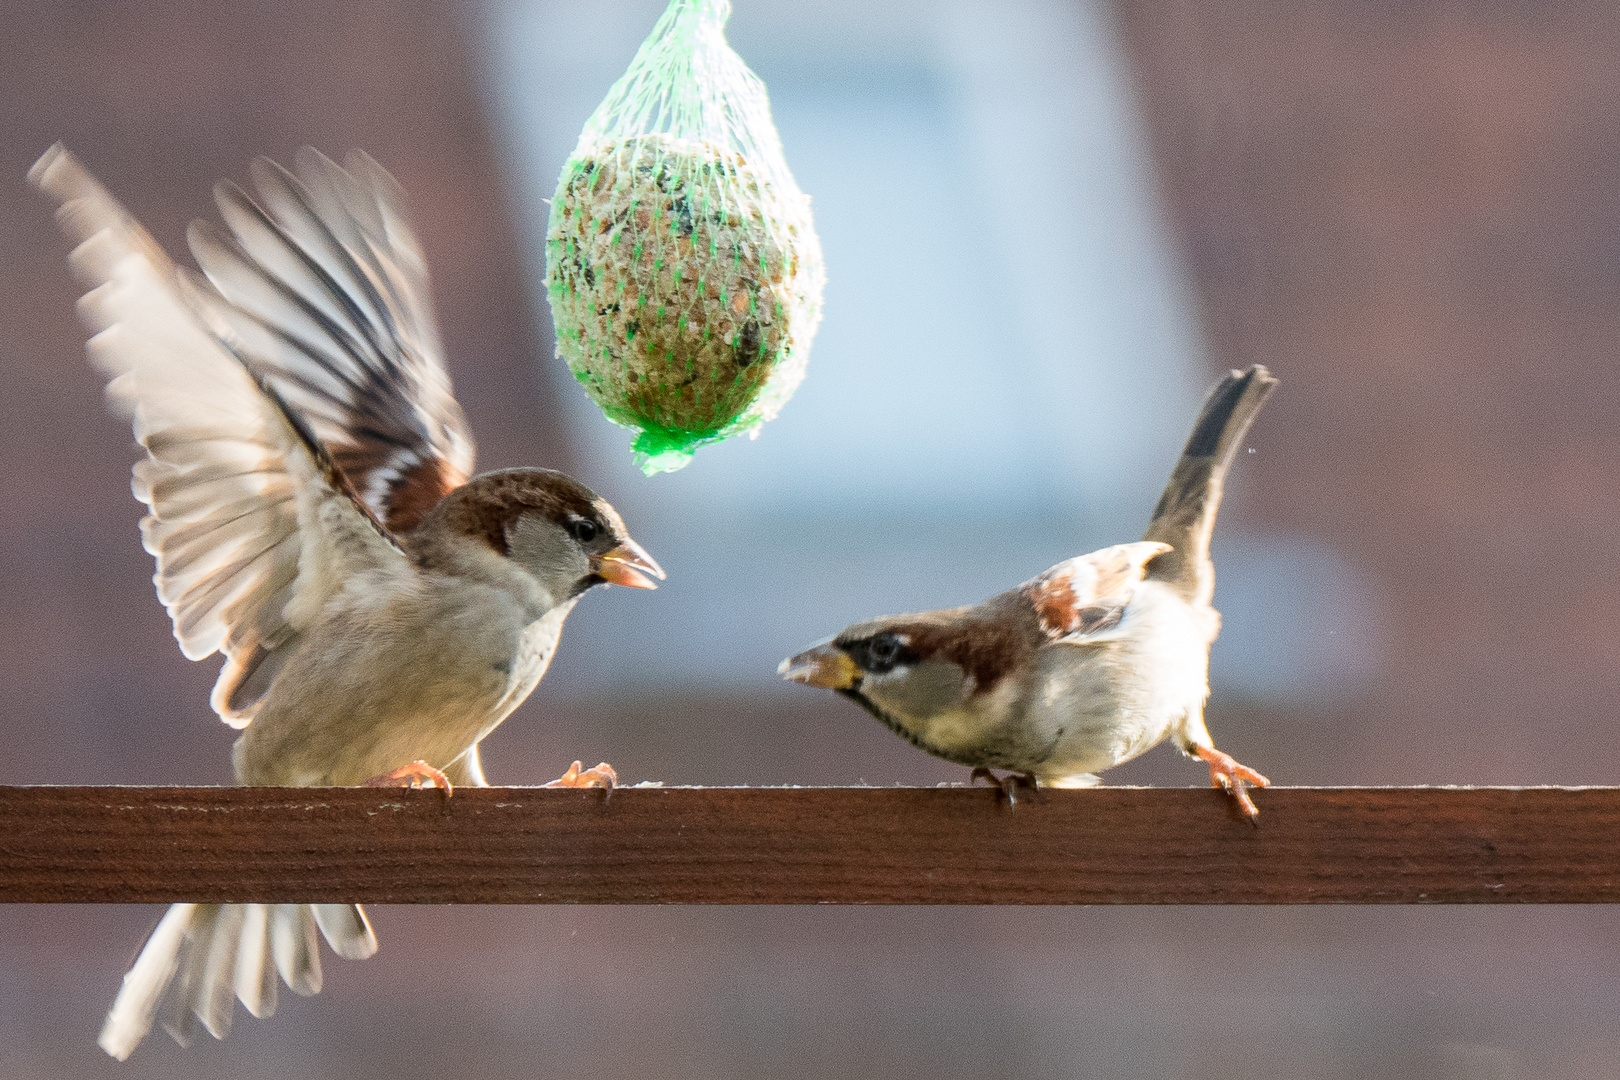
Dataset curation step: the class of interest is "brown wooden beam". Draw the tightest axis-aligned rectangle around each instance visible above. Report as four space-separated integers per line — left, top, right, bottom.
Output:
3 786 1619 905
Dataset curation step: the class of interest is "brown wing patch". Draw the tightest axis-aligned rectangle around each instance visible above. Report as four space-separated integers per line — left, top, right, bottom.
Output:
332 449 466 534
1022 542 1172 641
1025 566 1084 637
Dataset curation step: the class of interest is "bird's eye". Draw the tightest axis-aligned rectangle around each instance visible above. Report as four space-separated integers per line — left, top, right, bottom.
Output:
570 519 599 543
863 633 905 673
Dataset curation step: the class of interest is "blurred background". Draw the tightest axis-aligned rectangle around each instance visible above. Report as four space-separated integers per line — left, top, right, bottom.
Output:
2 0 1619 1076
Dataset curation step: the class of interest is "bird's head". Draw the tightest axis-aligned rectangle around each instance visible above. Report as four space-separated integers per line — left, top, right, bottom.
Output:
778 606 1029 743
412 467 663 604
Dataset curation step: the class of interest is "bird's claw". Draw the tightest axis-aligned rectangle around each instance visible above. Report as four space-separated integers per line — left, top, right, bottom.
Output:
1195 746 1269 819
364 760 453 796
544 760 618 796
970 767 1039 806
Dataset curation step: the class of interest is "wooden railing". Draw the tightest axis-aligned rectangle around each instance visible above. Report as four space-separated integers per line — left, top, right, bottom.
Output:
3 786 1616 905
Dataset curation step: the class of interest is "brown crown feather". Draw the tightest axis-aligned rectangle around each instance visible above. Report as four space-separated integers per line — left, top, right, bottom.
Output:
411 468 613 557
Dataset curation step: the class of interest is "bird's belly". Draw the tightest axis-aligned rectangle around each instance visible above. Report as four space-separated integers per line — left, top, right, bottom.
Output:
233 599 568 786
1028 615 1211 780
1028 691 1171 778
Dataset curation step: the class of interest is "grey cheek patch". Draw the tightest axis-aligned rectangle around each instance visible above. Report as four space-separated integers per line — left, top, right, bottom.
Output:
863 659 967 721
507 515 591 602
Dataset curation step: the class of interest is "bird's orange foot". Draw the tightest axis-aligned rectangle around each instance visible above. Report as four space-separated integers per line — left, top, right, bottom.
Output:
970 767 1039 806
1194 746 1269 819
364 760 453 796
543 760 618 791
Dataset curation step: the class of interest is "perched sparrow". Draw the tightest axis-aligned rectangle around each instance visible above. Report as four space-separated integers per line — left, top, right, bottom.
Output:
780 366 1276 816
31 145 664 1059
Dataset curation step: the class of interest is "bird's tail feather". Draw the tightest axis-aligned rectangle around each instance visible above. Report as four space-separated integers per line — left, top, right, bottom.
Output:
1142 365 1277 605
98 902 377 1060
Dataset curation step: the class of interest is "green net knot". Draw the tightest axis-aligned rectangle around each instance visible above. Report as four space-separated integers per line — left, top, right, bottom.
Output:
632 425 711 475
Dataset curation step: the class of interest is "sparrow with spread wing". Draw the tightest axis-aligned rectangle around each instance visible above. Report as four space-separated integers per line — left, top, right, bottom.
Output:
31 145 665 1059
779 366 1275 816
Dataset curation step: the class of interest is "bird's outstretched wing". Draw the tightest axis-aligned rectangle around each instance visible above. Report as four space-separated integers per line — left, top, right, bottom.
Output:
30 145 412 727
1022 541 1172 644
185 148 476 534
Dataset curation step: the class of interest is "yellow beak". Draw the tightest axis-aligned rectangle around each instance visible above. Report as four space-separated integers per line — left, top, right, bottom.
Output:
595 538 666 590
777 641 859 689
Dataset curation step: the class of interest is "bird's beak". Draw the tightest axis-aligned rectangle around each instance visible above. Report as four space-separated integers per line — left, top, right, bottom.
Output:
777 640 859 689
595 538 665 590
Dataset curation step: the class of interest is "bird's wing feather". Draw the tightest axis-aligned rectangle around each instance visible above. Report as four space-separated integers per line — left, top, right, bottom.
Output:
1023 541 1172 644
187 148 475 534
30 144 410 728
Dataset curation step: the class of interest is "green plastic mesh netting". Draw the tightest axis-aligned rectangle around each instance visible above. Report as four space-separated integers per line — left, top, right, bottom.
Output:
545 0 825 475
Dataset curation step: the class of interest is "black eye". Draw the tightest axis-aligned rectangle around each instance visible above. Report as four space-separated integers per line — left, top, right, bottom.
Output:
861 633 906 674
570 519 599 543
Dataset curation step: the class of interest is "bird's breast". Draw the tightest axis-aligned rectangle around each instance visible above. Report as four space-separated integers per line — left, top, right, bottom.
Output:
234 582 574 785
1025 582 1215 776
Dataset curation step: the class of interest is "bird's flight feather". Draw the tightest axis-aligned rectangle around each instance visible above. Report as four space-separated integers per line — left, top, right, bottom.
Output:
26 144 458 727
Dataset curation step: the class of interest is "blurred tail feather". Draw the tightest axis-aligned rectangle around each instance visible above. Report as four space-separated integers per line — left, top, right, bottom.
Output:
1143 365 1277 605
98 902 377 1060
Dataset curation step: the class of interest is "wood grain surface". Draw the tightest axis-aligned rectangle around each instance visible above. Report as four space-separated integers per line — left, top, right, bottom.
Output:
2 786 1618 905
